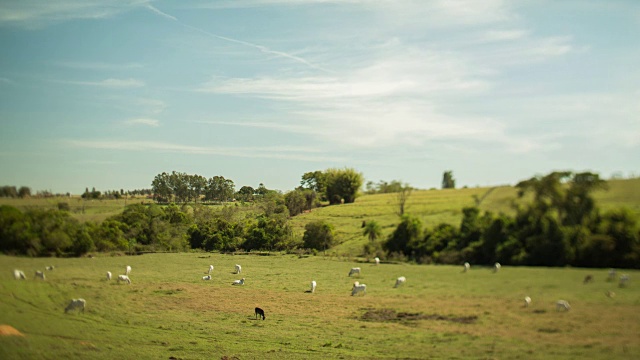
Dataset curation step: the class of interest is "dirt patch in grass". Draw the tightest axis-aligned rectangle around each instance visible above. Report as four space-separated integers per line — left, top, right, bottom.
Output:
0 325 24 336
360 308 478 325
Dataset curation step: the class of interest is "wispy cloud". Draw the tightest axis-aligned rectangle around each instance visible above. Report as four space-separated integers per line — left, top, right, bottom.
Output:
52 78 145 88
0 0 148 29
63 139 346 162
124 118 160 127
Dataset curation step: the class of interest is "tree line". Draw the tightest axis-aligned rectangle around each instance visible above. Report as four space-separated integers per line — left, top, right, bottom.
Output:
369 171 639 268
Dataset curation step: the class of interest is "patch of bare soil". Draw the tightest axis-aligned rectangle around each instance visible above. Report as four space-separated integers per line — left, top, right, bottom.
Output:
0 325 24 336
360 308 477 324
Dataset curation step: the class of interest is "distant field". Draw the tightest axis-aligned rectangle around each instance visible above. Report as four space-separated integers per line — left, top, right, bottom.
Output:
0 253 638 359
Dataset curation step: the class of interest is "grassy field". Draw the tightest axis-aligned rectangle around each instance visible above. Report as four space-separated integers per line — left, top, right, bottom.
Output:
1 253 639 359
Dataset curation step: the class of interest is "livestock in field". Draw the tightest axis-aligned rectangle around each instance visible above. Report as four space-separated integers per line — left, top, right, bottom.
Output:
348 267 361 277
524 296 532 307
619 274 629 287
208 265 214 274
463 262 470 273
235 264 242 274
493 263 501 273
125 265 131 276
232 278 245 285
35 271 46 280
46 266 55 271
106 271 112 281
310 280 317 293
394 276 406 288
583 275 594 284
13 270 26 280
556 300 571 311
65 298 86 313
607 268 617 282
374 257 380 265
351 282 366 296
202 275 211 280
255 307 266 320
117 275 131 284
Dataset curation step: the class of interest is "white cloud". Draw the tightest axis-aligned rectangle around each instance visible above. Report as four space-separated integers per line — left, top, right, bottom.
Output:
124 118 160 127
63 139 346 162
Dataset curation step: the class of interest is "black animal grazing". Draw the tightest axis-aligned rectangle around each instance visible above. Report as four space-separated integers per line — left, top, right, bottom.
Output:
255 307 265 320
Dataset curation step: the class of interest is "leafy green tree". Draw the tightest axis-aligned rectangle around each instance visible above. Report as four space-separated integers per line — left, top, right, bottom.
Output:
18 186 31 198
152 172 172 203
188 174 207 203
363 220 382 242
301 171 326 194
236 186 255 202
303 220 335 252
384 215 422 256
324 168 364 205
205 176 235 202
442 171 456 189
284 189 307 217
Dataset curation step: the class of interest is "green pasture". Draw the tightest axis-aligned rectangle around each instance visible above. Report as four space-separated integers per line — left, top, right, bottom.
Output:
1 253 638 359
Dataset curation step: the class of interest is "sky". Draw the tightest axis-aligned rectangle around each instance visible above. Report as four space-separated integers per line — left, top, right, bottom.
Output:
1 0 639 195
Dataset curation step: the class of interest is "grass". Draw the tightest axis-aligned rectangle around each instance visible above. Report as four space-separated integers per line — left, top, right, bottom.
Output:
1 253 639 359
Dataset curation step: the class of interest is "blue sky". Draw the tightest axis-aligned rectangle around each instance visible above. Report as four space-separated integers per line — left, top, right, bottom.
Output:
1 0 639 195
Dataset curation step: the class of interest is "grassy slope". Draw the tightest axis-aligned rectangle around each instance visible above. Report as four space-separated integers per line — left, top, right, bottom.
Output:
290 178 640 254
1 253 639 359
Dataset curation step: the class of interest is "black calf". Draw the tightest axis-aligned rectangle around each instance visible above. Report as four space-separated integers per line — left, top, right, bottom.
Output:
255 307 265 320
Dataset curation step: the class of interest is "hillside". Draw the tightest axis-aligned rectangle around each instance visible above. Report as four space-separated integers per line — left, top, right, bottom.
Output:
289 178 640 255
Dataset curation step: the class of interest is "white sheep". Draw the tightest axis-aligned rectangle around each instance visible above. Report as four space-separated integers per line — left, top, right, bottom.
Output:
208 265 214 274
35 271 46 280
46 265 55 271
351 282 366 296
607 268 617 282
524 296 531 308
394 276 406 288
310 280 317 293
235 264 242 274
13 269 26 280
493 262 501 273
202 275 212 281
374 257 380 265
65 298 86 313
463 262 470 273
117 275 131 284
232 278 245 285
106 271 112 281
556 300 570 311
125 265 131 276
619 274 629 288
348 267 361 277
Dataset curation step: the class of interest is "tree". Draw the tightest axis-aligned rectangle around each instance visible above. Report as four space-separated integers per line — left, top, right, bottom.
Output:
284 189 307 217
303 220 335 252
363 220 382 242
396 183 412 216
324 168 364 205
301 171 326 194
236 186 255 202
18 186 31 198
152 172 172 203
384 215 422 256
205 176 235 202
442 171 456 189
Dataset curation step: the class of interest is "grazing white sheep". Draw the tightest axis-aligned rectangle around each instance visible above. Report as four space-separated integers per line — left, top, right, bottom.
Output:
310 280 317 293
556 300 571 311
619 274 629 287
524 296 532 308
463 262 470 273
106 271 112 281
351 282 367 296
607 268 617 282
13 269 26 280
394 276 406 288
65 298 86 313
46 265 55 271
493 262 501 273
606 291 616 298
208 265 214 274
374 257 380 265
202 275 212 281
235 264 242 274
117 275 131 284
348 267 361 277
232 278 245 285
125 265 131 276
35 271 46 280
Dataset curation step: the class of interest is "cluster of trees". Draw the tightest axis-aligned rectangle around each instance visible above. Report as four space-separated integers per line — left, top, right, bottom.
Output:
0 186 32 198
364 180 406 194
151 171 273 204
299 168 364 205
376 171 640 268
